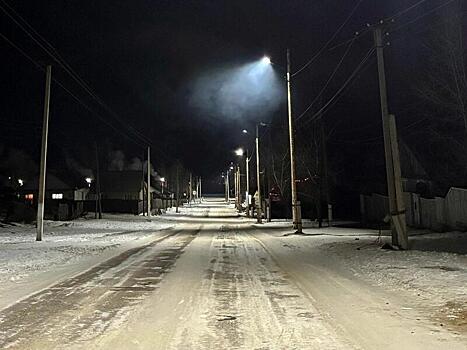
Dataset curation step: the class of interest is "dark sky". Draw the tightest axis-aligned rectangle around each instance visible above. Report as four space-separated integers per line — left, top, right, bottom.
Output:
0 0 462 192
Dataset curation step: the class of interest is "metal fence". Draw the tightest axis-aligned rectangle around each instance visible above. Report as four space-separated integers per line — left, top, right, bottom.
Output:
360 187 467 231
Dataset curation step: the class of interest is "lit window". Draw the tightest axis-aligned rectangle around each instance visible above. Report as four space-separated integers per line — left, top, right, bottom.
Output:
52 193 63 199
25 194 34 200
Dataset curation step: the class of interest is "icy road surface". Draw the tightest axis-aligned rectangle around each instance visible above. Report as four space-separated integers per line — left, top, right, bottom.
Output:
0 199 465 349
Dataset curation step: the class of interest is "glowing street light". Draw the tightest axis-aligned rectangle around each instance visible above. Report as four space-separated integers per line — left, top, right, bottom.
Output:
18 179 24 186
242 129 248 134
235 148 244 156
160 177 165 182
85 177 92 188
261 56 271 65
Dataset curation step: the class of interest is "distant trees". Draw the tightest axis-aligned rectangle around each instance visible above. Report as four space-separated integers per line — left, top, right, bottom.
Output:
412 3 467 187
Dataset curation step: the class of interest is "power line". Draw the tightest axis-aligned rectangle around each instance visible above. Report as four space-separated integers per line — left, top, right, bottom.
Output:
297 46 375 126
0 0 152 146
294 37 357 121
0 31 147 149
328 0 442 52
385 0 431 21
292 0 365 77
389 0 459 33
0 1 177 163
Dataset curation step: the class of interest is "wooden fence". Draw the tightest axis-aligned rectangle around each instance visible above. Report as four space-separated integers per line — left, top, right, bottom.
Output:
360 187 467 231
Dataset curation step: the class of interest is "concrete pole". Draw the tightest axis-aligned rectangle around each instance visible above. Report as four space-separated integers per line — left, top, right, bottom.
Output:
374 26 407 248
389 114 409 249
286 49 302 233
36 65 52 242
256 124 262 223
147 147 151 217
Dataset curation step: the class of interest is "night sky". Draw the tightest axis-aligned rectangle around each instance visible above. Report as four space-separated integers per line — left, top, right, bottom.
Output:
0 0 464 194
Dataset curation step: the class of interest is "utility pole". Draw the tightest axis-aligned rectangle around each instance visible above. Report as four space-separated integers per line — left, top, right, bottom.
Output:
176 165 180 213
374 24 408 249
36 65 52 242
320 117 332 227
286 49 302 233
147 147 151 217
141 150 146 215
189 172 193 205
226 170 230 202
199 176 202 202
256 123 263 223
95 142 102 219
237 165 241 210
246 150 250 216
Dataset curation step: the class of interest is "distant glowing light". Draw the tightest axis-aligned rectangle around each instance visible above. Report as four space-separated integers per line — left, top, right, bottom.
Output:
242 129 248 134
261 56 271 65
230 166 234 170
85 177 92 184
235 148 244 156
18 179 24 186
160 177 165 182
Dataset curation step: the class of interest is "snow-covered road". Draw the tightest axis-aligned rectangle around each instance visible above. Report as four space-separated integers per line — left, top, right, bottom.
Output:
0 199 465 349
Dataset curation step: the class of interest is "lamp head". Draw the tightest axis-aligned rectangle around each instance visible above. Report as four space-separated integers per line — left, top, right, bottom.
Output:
261 56 271 65
235 148 244 156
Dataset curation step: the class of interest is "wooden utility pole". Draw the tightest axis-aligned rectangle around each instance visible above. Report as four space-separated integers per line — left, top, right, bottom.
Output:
176 165 180 213
320 117 332 227
94 142 102 219
374 24 408 249
199 176 202 202
189 173 193 205
286 49 302 233
147 147 151 217
36 65 52 241
256 124 263 223
238 168 241 207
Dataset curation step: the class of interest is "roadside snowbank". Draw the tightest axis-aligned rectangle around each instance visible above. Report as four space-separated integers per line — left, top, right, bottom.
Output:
0 214 174 285
256 223 467 331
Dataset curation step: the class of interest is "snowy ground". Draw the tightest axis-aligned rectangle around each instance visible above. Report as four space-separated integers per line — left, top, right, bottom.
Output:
0 200 465 349
0 213 176 310
254 224 467 342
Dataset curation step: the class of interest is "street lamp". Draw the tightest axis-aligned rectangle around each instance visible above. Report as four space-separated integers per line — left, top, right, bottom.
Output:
256 122 267 223
261 56 271 65
85 177 92 188
262 51 303 233
160 177 166 210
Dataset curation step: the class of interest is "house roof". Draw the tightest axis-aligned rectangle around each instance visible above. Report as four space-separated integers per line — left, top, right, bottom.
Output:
22 173 72 191
100 171 143 193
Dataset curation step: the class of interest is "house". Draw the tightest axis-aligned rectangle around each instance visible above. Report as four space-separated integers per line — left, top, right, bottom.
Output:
100 171 148 214
20 173 89 220
99 171 175 214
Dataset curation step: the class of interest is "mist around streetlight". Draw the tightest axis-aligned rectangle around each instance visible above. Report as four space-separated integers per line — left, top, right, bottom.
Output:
187 55 284 121
235 148 244 156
